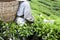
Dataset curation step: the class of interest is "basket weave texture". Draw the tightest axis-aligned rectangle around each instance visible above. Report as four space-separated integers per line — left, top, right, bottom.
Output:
0 1 19 22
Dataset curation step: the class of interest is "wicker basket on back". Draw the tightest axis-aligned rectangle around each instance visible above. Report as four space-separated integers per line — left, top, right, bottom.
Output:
0 0 19 22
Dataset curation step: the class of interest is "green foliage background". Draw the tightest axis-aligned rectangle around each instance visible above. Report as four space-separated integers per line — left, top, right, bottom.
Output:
31 0 60 40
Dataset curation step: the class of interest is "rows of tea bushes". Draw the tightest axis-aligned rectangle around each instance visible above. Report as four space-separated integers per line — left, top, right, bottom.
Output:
31 0 60 40
0 0 60 40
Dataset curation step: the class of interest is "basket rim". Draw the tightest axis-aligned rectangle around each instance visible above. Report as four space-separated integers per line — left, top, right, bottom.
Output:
0 1 17 2
0 1 19 7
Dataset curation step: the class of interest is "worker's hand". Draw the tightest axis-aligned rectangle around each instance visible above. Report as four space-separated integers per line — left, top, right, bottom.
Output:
26 17 34 23
16 17 26 26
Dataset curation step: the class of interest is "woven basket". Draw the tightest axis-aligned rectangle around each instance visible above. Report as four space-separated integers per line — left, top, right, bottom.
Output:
0 1 19 22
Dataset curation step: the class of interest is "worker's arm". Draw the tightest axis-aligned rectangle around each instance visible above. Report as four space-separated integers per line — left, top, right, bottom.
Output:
24 1 34 22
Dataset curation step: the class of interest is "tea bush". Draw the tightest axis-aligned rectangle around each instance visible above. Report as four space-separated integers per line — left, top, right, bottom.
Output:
0 0 60 40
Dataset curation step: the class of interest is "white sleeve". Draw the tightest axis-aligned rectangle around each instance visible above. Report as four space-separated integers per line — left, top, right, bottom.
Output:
17 3 24 16
24 2 34 22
